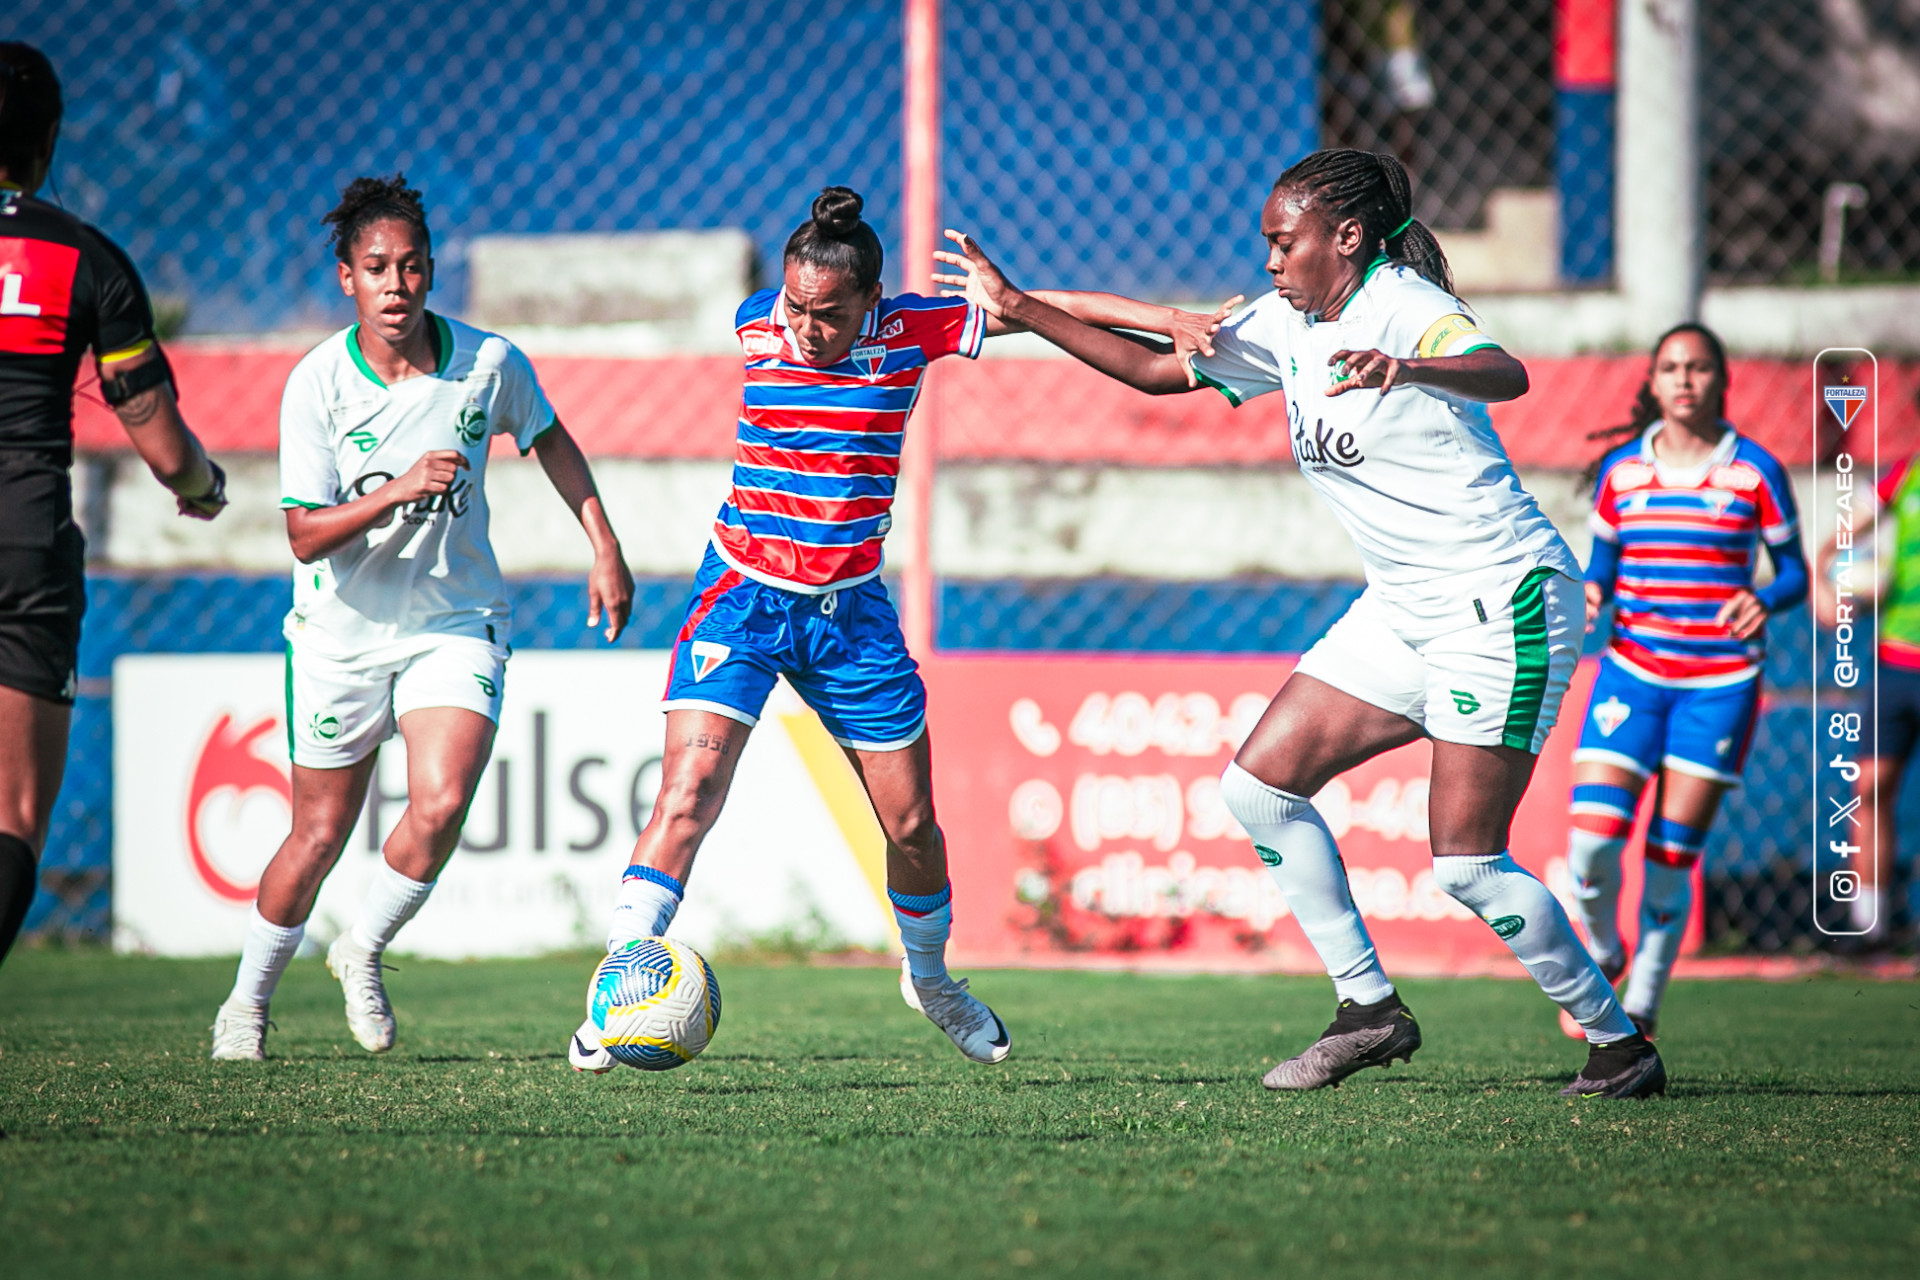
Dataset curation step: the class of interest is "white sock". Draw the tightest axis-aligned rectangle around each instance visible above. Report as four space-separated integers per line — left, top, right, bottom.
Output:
1219 763 1394 1005
889 884 953 983
1565 828 1628 968
607 865 685 951
350 862 435 956
1849 886 1887 937
228 906 303 1007
1434 851 1637 1043
1622 861 1692 1020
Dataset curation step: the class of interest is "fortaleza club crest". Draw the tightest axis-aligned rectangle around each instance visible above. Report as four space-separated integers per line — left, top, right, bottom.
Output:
1823 382 1867 430
849 342 888 377
690 640 731 682
1592 695 1631 737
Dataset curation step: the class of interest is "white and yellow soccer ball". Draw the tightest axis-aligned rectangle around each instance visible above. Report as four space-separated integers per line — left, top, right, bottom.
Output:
587 937 722 1070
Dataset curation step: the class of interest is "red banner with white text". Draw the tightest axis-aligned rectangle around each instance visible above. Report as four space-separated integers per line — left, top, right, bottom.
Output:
928 655 1686 974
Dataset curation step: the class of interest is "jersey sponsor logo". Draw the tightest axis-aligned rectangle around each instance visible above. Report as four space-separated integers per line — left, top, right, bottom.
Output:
690 640 731 682
456 402 489 445
1293 417 1365 469
1592 695 1631 737
0 237 79 354
1448 689 1481 714
1610 462 1657 491
850 342 889 377
880 317 906 339
1706 464 1762 492
740 328 784 358
350 470 474 522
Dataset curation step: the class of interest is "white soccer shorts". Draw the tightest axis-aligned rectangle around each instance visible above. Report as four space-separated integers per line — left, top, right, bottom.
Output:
1293 569 1580 754
286 634 507 769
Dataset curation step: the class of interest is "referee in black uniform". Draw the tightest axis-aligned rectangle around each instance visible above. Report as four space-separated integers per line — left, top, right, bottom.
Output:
0 43 228 967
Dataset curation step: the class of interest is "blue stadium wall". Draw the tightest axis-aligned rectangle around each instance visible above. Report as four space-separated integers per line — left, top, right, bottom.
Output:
30 575 1918 947
13 0 1318 331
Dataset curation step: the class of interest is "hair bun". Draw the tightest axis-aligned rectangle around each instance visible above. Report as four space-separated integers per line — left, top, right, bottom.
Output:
810 186 865 238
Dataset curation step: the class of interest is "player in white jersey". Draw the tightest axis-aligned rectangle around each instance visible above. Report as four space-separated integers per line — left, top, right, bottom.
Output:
939 148 1663 1098
210 176 634 1060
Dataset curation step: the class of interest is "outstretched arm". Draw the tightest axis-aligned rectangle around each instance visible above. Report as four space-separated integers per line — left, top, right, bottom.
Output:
533 422 633 642
934 232 1197 396
1325 345 1529 403
104 346 226 519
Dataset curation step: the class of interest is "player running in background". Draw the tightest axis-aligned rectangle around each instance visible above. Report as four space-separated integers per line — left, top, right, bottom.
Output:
209 175 633 1059
1563 324 1807 1038
938 149 1666 1098
1818 451 1919 946
0 43 228 970
569 187 1227 1070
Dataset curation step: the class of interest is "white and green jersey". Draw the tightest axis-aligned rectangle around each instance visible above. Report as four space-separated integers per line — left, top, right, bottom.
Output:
278 313 556 660
1189 262 1578 635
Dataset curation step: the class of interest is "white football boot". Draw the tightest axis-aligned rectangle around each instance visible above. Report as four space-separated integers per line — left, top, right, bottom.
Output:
326 935 396 1053
209 998 271 1061
899 957 1011 1064
568 1018 615 1074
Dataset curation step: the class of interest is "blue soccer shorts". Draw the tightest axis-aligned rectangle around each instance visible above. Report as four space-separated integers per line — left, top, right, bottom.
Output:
1572 656 1761 786
660 545 926 751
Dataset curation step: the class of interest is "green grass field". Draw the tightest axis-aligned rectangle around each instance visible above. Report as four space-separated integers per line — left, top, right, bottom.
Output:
2 951 1915 1279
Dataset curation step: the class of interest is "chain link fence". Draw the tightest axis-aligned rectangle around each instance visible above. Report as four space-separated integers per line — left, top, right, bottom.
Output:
17 0 1915 330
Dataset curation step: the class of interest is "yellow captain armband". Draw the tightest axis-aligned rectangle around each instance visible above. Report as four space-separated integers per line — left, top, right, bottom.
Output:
1416 313 1499 360
98 338 156 366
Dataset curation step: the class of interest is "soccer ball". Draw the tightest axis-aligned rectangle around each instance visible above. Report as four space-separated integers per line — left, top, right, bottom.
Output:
587 937 722 1070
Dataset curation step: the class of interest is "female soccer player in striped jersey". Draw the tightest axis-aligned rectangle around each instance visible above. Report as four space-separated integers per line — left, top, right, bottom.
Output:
569 187 1228 1070
209 176 634 1060
1560 324 1806 1039
939 149 1665 1099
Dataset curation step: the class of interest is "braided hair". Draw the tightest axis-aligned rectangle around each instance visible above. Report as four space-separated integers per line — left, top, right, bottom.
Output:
1271 149 1453 294
1578 322 1730 492
0 43 63 182
323 174 430 264
784 186 883 292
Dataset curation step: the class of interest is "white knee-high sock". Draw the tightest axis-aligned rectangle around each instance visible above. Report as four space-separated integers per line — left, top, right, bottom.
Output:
228 906 303 1007
607 865 685 951
1434 852 1637 1043
1219 763 1394 1005
350 863 435 956
889 884 953 983
1566 828 1629 967
1622 861 1693 1020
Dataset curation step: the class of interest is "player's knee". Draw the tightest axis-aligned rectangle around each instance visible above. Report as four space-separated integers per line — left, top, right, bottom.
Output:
407 783 473 841
1218 761 1312 828
1431 851 1521 902
1640 858 1694 924
647 772 728 836
882 800 940 859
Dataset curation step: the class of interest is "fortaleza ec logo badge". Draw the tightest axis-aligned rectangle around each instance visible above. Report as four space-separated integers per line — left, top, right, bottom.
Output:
690 641 731 682
849 342 888 377
1592 696 1631 737
188 713 292 901
1823 382 1868 431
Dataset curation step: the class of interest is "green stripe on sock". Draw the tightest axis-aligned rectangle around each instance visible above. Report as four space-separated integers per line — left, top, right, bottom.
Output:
1501 568 1558 751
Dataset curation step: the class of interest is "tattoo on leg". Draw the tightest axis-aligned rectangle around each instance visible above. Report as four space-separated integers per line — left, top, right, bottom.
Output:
682 731 732 755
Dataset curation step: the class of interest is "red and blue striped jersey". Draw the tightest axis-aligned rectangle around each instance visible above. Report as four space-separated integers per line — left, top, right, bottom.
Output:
1590 424 1799 685
711 288 985 592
